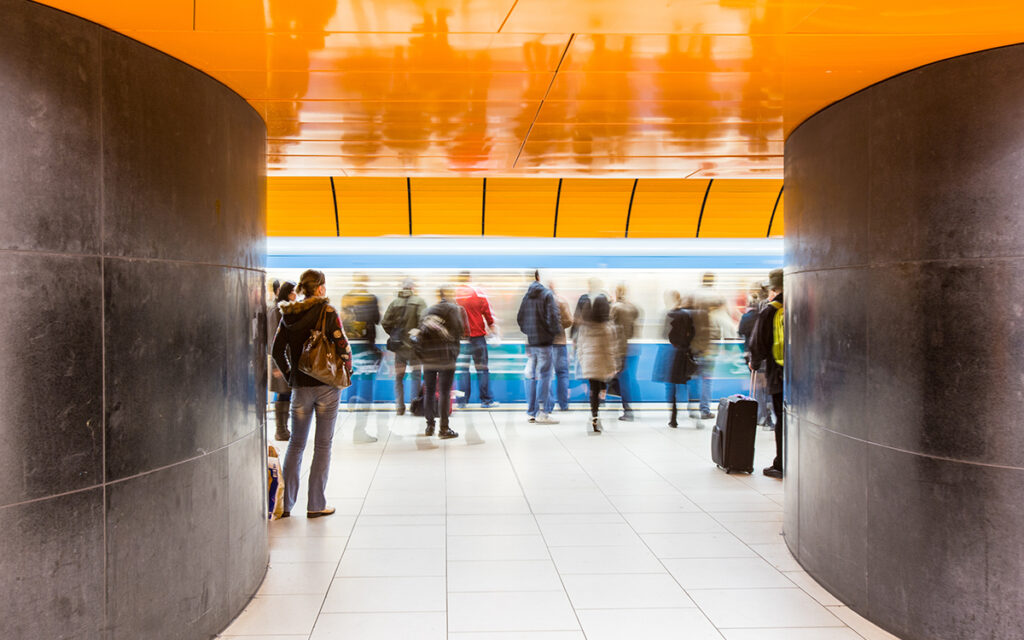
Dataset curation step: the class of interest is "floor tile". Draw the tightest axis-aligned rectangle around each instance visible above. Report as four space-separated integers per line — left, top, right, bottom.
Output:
576 609 723 640
448 633 585 640
219 636 310 640
721 629 862 640
336 548 445 577
447 514 540 536
606 494 701 513
448 560 563 592
784 571 845 607
270 515 357 538
689 588 844 628
347 524 445 549
446 496 532 514
540 523 643 547
828 606 904 640
258 562 338 595
448 535 551 561
719 520 785 544
749 541 803 571
309 612 446 640
448 591 580 632
321 577 445 612
549 545 665 574
662 558 793 589
219 594 324 636
641 532 755 559
269 536 348 563
562 573 696 609
623 512 727 534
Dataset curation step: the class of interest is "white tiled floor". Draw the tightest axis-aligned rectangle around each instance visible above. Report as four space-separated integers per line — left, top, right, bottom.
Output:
220 409 902 640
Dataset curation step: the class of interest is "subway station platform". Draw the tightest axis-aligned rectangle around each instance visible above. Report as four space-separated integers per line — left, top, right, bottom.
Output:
220 410 895 640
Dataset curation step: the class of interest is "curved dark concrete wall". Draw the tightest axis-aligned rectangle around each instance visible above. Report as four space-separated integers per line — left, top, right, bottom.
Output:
0 1 268 638
785 44 1024 640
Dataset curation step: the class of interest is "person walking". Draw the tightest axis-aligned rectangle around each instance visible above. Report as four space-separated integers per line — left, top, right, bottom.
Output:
414 284 465 439
654 291 696 428
545 280 574 414
382 278 426 416
577 295 621 433
272 269 351 518
610 283 640 421
749 268 785 478
685 290 713 420
268 280 297 441
341 273 382 407
455 271 500 408
517 270 561 424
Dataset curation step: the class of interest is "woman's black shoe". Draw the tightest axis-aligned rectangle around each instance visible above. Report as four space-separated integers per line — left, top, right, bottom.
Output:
425 423 435 436
438 427 459 439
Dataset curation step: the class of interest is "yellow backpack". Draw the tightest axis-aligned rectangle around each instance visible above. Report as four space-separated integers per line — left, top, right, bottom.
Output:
769 300 784 366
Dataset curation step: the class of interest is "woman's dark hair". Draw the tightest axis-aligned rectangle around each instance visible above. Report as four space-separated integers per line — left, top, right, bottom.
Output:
298 269 326 297
276 280 296 302
591 295 610 323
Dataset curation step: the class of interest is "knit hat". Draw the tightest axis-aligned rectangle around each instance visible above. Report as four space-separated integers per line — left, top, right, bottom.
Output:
768 268 784 291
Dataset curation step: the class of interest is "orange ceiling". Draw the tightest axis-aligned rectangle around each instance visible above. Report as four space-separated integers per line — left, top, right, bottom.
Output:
37 0 1024 178
267 177 783 238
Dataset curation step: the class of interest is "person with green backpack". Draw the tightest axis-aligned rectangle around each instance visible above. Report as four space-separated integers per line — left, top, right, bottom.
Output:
749 268 785 479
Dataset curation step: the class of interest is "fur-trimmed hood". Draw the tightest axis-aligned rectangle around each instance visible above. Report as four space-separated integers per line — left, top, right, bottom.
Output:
279 296 330 316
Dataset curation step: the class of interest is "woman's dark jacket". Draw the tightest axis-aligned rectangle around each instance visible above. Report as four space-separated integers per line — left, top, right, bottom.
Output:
415 299 465 370
272 296 350 388
653 307 696 384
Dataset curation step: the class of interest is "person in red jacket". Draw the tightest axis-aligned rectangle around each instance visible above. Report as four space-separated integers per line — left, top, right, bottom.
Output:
455 271 500 408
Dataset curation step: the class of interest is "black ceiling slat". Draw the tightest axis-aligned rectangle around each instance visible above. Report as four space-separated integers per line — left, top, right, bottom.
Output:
553 178 563 237
767 184 785 238
329 176 340 237
406 177 413 236
625 178 639 238
694 179 714 238
481 177 487 236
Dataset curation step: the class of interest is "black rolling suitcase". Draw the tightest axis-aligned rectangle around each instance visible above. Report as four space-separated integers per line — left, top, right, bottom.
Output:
711 382 758 473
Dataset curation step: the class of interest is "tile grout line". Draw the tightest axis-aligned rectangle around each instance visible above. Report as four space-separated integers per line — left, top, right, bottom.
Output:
487 411 590 639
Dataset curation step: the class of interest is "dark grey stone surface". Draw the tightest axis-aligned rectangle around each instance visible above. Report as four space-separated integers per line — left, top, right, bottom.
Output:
0 489 105 640
0 0 267 637
0 252 103 505
786 42 1024 640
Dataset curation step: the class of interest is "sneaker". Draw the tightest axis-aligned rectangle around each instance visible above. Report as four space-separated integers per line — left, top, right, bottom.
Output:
280 511 290 518
438 427 459 439
396 407 405 416
535 413 559 424
618 413 634 422
763 466 783 479
528 415 536 423
591 418 602 433
425 423 435 436
481 400 501 408
307 507 336 518
700 411 714 420
668 421 678 428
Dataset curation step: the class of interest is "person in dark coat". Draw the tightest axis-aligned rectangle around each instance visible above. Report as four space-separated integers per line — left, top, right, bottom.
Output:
654 291 696 428
577 295 621 433
413 284 465 439
382 278 427 416
268 281 297 441
272 269 351 518
517 270 562 424
749 268 785 478
738 292 773 429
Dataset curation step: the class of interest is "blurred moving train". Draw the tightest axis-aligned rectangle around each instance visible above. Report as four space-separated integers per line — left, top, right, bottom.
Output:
267 237 783 407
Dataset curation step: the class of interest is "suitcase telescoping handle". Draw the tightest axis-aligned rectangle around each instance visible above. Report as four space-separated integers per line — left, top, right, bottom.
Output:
749 368 756 398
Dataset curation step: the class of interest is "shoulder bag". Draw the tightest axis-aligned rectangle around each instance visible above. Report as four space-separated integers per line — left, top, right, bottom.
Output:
298 305 352 389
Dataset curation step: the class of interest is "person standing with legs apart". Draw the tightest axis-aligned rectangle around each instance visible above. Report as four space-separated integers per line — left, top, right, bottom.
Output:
382 278 426 416
610 283 640 422
545 280 573 415
268 280 297 441
455 271 500 408
413 284 465 439
577 295 621 433
749 268 785 478
272 269 351 518
517 270 561 424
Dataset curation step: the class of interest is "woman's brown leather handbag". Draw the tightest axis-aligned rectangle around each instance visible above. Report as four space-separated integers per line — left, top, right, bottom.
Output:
298 305 352 389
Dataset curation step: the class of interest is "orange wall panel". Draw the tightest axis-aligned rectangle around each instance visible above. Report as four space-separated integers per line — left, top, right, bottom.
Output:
556 179 634 238
410 178 484 236
266 177 336 236
769 191 785 237
698 179 783 238
628 179 709 238
485 178 560 237
335 178 409 236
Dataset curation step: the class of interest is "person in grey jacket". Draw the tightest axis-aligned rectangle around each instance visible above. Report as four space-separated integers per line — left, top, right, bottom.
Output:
382 278 427 416
516 270 562 424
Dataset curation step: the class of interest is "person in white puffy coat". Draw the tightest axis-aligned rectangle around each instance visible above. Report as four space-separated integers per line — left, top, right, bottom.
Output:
576 295 622 433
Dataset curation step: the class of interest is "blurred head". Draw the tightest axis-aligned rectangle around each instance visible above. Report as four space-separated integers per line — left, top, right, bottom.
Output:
701 272 716 287
615 283 627 301
458 270 471 283
298 269 326 298
588 277 602 292
401 277 415 292
533 269 541 282
547 279 557 294
664 290 682 308
439 283 455 300
276 281 297 302
591 295 610 322
271 279 280 296
768 268 784 293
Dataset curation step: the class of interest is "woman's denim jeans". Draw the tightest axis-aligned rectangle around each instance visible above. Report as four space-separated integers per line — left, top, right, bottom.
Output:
284 385 340 512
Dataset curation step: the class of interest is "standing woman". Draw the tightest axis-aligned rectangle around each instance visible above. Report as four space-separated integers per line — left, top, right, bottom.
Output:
415 284 465 439
654 291 696 428
577 295 621 433
272 269 351 518
268 280 297 441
